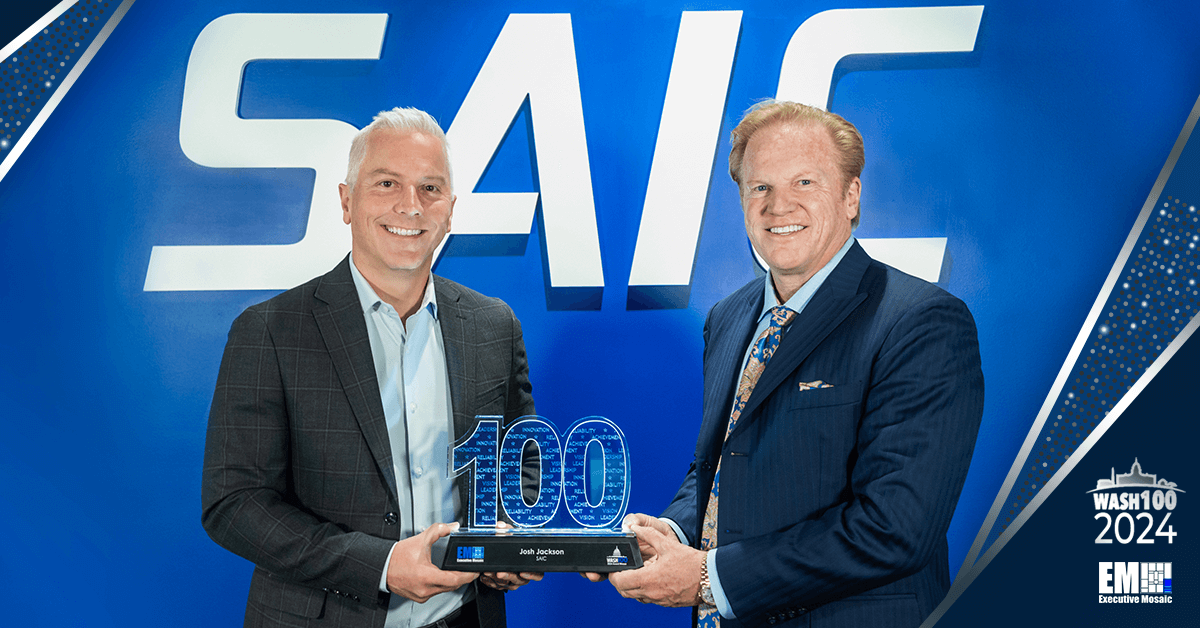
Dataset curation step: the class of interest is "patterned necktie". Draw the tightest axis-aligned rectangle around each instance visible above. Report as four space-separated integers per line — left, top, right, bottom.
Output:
697 305 796 628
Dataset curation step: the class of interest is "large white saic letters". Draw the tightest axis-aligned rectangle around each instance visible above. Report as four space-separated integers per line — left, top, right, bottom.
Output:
146 7 982 294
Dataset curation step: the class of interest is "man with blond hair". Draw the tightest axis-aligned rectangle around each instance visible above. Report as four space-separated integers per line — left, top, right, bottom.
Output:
604 101 984 628
203 107 539 628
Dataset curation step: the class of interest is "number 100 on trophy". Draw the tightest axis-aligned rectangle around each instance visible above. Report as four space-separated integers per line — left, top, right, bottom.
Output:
433 415 643 572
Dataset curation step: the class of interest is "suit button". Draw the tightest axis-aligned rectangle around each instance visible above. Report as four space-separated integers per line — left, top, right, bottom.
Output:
701 461 713 471
384 512 398 525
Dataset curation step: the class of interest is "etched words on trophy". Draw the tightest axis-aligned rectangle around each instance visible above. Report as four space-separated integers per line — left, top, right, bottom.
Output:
451 416 630 528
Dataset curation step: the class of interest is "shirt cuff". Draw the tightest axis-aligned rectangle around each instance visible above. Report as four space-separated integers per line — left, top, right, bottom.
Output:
380 542 398 593
659 517 690 545
708 548 736 618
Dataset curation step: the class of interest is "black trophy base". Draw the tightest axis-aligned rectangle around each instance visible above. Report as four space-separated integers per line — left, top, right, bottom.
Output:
432 527 643 572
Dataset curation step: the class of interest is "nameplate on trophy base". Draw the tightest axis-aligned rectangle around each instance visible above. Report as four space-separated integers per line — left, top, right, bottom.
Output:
433 528 642 572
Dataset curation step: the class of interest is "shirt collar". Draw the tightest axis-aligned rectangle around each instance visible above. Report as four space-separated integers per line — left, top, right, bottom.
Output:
760 235 855 320
348 253 439 320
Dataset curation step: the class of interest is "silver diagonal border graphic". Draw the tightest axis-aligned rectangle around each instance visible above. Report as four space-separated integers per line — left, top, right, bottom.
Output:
926 306 1200 627
0 0 137 183
925 91 1200 627
0 1 77 60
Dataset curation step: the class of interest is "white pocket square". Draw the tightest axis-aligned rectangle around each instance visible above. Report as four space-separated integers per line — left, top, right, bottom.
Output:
797 380 833 392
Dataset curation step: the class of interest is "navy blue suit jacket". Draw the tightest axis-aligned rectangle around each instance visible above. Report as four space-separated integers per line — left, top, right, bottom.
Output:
661 242 984 628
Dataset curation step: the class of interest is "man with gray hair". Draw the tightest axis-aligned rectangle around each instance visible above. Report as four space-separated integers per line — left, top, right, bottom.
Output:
600 101 984 628
203 107 540 628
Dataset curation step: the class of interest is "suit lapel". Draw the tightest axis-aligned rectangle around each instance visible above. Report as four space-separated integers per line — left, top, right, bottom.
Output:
433 276 479 523
731 243 872 437
312 256 398 500
434 276 477 438
698 280 764 460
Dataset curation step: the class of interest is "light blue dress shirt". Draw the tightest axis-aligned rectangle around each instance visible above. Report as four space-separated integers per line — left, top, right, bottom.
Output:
664 236 856 619
348 256 467 628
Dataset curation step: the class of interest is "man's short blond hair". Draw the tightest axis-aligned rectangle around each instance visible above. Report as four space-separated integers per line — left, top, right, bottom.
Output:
345 107 452 190
728 100 864 227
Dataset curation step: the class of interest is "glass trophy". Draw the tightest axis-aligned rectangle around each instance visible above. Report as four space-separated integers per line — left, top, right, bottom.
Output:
432 415 643 572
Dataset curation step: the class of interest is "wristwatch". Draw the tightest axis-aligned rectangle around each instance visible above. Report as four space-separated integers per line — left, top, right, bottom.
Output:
698 551 716 606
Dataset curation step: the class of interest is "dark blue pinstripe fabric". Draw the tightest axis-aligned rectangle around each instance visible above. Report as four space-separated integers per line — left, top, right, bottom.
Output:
662 243 984 628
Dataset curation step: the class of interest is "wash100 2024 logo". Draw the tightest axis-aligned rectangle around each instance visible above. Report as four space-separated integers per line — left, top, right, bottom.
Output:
1090 459 1181 545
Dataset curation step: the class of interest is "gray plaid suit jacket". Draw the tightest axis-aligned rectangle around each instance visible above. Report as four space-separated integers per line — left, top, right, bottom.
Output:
202 256 536 628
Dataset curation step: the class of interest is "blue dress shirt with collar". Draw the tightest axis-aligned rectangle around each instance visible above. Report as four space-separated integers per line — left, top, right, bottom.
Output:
348 256 467 628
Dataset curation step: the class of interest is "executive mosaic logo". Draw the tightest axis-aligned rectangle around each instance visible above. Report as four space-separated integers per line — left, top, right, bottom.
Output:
456 546 485 563
1091 459 1182 604
1098 562 1172 603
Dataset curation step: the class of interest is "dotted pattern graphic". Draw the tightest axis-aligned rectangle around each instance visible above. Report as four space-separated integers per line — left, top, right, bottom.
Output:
980 193 1200 556
1 1 114 155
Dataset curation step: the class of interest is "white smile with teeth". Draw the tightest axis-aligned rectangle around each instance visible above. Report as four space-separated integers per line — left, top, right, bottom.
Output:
386 226 423 236
770 225 805 234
